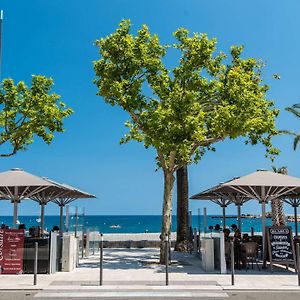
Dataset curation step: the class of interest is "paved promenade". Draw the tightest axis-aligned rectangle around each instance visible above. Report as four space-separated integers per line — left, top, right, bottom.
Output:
0 248 299 293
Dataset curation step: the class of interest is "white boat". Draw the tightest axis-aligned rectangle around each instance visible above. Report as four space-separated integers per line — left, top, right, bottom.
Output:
109 224 121 229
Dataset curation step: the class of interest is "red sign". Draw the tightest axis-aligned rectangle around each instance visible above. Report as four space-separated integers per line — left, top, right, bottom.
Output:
0 229 25 274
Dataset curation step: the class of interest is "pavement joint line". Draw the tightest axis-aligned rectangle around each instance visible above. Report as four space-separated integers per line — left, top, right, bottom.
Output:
33 291 229 298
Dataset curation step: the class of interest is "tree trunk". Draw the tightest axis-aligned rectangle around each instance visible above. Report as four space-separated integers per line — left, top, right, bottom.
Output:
271 198 286 226
160 169 175 263
271 167 287 226
174 165 189 252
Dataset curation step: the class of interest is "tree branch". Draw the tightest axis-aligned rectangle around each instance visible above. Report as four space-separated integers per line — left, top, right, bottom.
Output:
157 151 167 170
168 150 176 172
191 136 224 154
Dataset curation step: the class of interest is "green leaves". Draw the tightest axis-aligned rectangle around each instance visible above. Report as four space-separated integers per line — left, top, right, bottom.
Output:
0 75 73 157
94 20 279 171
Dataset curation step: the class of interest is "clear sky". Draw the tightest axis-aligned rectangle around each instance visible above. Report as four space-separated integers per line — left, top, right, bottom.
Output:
0 0 300 217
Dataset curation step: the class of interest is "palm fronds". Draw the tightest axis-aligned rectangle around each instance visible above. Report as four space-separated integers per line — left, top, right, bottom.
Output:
286 104 300 118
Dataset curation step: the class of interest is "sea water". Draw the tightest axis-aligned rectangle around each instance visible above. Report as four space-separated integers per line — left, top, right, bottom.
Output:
0 215 297 234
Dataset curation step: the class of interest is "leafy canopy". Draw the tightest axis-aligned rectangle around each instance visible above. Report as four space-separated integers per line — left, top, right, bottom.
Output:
94 20 279 172
0 75 73 156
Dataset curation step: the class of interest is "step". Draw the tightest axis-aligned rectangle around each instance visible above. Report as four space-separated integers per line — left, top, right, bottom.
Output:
34 290 229 298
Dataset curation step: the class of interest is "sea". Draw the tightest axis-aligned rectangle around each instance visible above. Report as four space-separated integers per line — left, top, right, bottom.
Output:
0 215 298 234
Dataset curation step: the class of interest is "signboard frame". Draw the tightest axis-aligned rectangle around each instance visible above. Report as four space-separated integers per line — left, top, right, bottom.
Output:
266 226 296 272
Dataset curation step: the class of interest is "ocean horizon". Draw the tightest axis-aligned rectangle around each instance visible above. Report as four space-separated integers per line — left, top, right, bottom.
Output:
0 214 298 234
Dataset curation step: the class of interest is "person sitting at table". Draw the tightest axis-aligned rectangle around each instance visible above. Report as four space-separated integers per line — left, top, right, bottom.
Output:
18 223 26 230
29 226 35 237
242 233 250 242
231 224 241 240
52 225 59 232
231 224 243 269
223 228 231 242
214 224 221 231
223 228 231 267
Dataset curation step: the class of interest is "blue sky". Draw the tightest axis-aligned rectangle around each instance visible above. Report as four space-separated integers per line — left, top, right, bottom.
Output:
0 0 300 217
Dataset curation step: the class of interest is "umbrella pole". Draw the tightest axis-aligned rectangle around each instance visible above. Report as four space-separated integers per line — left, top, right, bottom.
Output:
59 205 64 237
13 201 18 229
222 206 226 229
294 205 298 237
237 204 242 232
13 187 19 229
40 203 45 235
261 200 266 261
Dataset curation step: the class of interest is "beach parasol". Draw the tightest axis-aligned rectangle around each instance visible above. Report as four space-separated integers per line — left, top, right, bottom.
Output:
190 185 232 228
282 197 300 237
30 180 71 234
0 168 59 228
50 182 96 236
212 170 300 258
191 184 250 231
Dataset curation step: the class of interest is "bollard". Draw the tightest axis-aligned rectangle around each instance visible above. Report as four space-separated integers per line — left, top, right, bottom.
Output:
33 242 38 285
76 237 80 267
165 234 169 286
297 243 300 286
92 231 95 255
251 227 254 237
81 229 85 259
231 240 234 286
99 233 103 286
193 228 198 256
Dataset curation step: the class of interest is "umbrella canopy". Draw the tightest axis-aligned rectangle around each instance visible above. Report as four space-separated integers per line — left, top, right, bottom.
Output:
213 170 300 260
30 181 72 234
219 170 300 199
49 182 96 236
191 184 250 230
0 168 58 228
282 197 300 237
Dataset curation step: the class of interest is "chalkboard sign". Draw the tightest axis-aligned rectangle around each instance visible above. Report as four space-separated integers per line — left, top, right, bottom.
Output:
266 226 296 271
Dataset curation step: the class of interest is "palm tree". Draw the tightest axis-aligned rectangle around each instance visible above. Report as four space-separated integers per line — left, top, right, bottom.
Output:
271 166 287 226
174 165 190 251
282 104 300 150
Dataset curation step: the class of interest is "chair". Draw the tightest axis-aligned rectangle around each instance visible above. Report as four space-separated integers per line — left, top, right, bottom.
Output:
242 242 260 271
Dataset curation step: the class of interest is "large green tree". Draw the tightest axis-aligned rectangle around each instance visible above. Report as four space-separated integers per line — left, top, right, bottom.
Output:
93 20 279 262
0 75 73 156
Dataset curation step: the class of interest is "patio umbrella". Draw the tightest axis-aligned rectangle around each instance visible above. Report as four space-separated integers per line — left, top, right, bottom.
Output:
50 183 96 236
213 170 300 259
0 168 57 228
282 197 300 237
30 181 71 234
190 185 232 228
191 184 250 231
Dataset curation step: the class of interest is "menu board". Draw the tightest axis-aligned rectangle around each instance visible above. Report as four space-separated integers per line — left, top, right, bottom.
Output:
266 226 295 265
0 229 25 274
